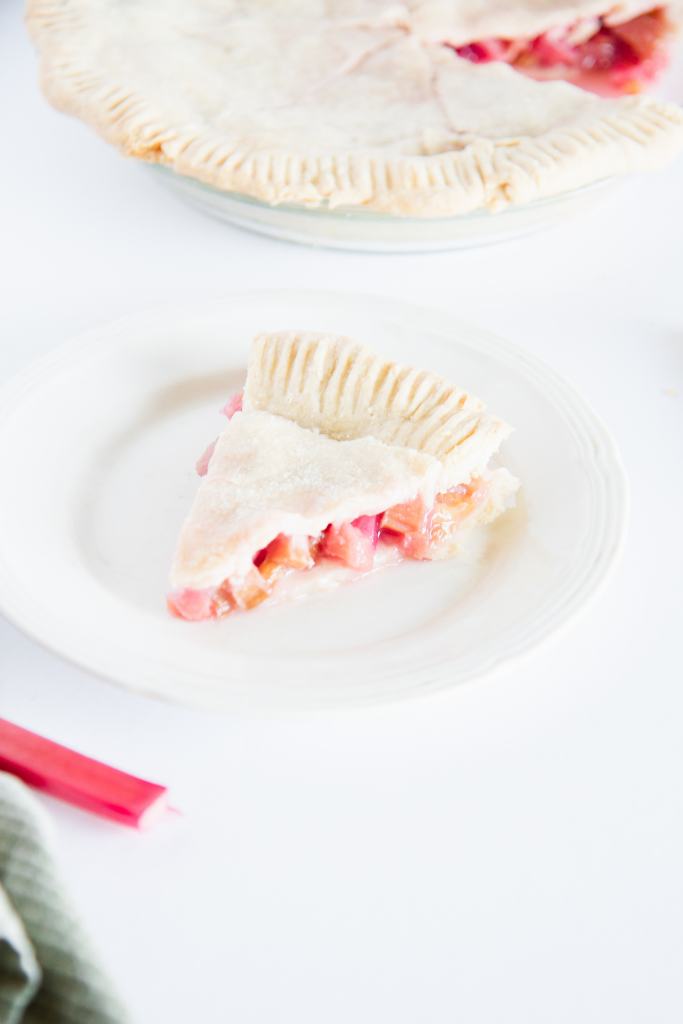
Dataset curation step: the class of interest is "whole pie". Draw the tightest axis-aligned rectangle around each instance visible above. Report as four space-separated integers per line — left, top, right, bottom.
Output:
168 332 519 620
28 1 683 217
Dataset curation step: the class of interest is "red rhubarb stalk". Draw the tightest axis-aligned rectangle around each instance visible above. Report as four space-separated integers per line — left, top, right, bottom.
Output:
0 718 169 828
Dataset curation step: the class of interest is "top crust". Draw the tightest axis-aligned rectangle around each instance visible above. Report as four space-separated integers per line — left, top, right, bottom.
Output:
244 331 511 488
27 0 683 216
170 410 441 588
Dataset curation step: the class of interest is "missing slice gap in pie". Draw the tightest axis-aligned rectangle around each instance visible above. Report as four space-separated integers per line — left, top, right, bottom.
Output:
440 5 676 96
168 333 520 621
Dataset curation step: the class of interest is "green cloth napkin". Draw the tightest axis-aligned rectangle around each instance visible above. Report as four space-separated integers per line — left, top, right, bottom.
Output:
0 773 129 1024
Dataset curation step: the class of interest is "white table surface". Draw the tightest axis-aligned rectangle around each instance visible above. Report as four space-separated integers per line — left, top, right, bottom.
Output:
2 4 682 1022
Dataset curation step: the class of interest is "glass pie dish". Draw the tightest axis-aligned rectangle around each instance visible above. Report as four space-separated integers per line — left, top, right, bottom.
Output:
148 165 616 253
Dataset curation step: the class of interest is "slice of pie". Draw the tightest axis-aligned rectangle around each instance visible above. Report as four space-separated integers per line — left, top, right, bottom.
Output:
27 1 683 217
168 333 519 621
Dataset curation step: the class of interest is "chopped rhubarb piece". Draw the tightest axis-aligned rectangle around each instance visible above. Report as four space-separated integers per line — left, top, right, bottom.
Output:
399 531 432 560
257 559 290 586
0 718 169 828
436 481 478 507
222 391 243 419
262 534 314 570
380 496 429 536
258 533 315 584
454 43 486 63
610 9 668 58
611 47 668 90
196 392 243 476
430 479 488 548
380 496 433 559
532 31 580 67
210 584 235 618
445 483 469 500
379 528 403 549
168 587 214 621
230 566 271 610
351 514 380 548
578 29 634 70
455 38 511 63
196 438 217 477
320 521 375 572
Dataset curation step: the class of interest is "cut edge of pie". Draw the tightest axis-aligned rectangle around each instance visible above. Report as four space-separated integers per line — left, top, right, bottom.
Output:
437 5 678 97
167 333 519 621
27 0 683 217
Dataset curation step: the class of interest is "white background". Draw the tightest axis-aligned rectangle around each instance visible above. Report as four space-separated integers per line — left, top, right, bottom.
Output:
1 3 682 1022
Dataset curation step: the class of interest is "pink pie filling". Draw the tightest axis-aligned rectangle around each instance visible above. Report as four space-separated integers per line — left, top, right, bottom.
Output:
168 481 488 621
195 391 243 477
448 7 672 95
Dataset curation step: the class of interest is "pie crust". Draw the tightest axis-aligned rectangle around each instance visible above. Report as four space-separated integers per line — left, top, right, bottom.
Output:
28 0 683 216
244 331 510 489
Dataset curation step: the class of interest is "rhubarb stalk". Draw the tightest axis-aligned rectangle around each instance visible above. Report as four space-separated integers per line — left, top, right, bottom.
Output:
0 718 169 828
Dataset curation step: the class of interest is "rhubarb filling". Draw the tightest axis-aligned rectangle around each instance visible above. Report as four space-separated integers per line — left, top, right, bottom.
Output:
447 7 672 95
168 479 489 621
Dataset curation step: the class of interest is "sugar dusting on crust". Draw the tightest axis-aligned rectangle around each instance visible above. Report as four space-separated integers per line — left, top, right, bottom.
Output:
170 410 443 590
244 331 511 488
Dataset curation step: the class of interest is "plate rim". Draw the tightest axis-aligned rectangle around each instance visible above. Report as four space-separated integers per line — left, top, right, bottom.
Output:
0 290 629 711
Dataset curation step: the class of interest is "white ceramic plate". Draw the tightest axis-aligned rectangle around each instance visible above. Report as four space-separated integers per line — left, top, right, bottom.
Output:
0 292 627 710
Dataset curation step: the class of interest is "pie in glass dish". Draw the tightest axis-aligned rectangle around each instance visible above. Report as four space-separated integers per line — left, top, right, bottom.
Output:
28 1 683 218
168 333 519 621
